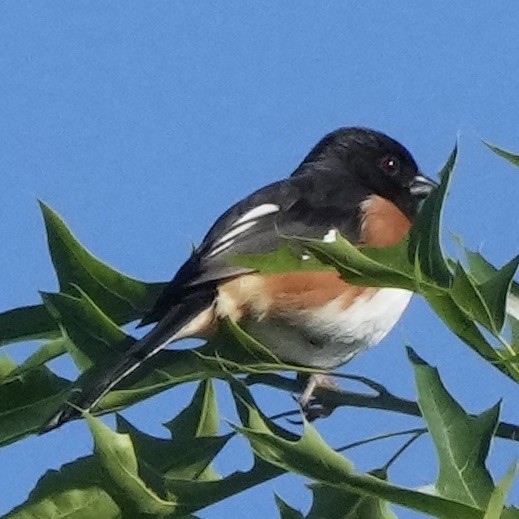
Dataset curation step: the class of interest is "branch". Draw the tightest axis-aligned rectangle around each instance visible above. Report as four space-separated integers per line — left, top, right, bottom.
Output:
245 373 519 443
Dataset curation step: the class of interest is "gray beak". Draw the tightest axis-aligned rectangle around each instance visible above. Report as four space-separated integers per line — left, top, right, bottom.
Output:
410 174 438 198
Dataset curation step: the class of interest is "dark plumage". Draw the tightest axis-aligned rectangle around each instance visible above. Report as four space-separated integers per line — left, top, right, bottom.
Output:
42 127 436 432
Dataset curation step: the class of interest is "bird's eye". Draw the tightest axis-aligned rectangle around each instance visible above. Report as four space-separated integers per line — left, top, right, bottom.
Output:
380 156 400 175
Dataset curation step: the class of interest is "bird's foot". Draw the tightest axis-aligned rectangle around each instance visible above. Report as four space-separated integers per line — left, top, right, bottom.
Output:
297 373 339 421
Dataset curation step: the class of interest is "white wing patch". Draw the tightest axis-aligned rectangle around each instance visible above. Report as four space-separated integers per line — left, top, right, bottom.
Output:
234 203 280 225
206 203 280 258
323 229 337 243
207 239 236 258
216 220 257 245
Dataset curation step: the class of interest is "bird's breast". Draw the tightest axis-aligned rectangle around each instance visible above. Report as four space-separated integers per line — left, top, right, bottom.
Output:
217 273 412 369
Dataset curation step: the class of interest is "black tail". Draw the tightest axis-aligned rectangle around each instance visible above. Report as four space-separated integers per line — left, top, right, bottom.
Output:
41 295 213 433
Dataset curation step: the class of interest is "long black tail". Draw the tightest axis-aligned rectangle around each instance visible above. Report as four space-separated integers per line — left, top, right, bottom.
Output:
41 296 212 432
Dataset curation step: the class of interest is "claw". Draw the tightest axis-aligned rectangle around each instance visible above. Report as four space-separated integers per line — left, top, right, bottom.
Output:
297 373 339 421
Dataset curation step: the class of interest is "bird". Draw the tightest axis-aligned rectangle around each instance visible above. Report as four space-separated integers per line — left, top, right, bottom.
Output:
43 127 437 431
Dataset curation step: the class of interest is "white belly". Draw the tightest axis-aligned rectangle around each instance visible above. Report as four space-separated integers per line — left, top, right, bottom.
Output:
242 287 413 369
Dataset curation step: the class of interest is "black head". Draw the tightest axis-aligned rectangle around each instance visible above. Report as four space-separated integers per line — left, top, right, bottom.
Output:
293 127 437 219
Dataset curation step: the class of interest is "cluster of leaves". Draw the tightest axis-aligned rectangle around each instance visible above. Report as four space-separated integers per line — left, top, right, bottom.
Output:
0 143 518 518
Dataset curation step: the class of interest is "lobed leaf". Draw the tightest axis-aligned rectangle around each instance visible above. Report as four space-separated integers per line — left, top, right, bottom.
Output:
4 388 233 517
484 142 519 168
39 201 165 324
41 288 130 370
3 338 67 381
450 257 519 334
408 143 457 287
230 379 483 519
478 256 519 332
4 456 120 519
0 304 59 347
164 378 220 439
300 234 415 290
306 479 398 519
483 463 518 519
0 356 69 447
409 347 497 508
87 413 178 515
275 495 305 519
118 380 230 482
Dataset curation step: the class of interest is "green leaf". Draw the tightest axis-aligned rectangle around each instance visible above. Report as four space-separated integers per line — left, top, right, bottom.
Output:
40 289 214 420
87 347 212 415
300 234 415 290
501 509 519 519
118 415 231 483
230 379 482 519
41 289 130 370
40 201 165 324
458 242 519 349
450 257 519 333
306 480 398 519
6 337 68 379
275 494 305 519
409 347 497 508
508 315 519 354
0 304 59 347
117 384 283 512
484 142 519 168
463 246 503 283
424 291 498 360
451 262 496 330
163 458 284 514
4 456 120 519
461 244 519 300
117 381 230 482
7 405 274 518
233 232 416 291
483 463 518 519
0 356 70 446
44 292 293 420
233 244 330 274
409 143 457 287
220 317 283 364
164 378 219 439
478 256 519 331
87 413 178 515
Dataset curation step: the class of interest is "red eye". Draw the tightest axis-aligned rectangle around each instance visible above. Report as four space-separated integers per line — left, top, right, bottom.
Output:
380 156 400 174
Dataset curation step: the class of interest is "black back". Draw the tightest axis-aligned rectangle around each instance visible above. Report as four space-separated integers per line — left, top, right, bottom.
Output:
141 127 422 325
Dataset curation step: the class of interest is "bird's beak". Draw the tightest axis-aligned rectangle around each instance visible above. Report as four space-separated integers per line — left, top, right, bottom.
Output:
410 174 438 198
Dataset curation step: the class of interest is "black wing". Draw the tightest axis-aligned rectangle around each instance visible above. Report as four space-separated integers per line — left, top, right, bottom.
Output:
141 171 368 325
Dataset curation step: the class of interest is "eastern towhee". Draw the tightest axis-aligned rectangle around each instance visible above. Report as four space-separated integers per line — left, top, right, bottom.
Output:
44 127 437 431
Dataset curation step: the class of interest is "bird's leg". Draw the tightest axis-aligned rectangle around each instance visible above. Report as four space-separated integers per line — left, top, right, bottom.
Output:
297 372 340 420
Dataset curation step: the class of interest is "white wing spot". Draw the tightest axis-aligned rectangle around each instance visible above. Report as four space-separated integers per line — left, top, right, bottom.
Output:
233 203 280 225
207 203 280 259
215 220 257 245
207 239 235 258
323 229 337 243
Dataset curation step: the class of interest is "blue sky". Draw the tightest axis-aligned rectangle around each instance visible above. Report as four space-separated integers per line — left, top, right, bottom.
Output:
0 2 518 518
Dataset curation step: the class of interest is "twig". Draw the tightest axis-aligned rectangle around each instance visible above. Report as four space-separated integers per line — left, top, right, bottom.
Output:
382 431 427 471
335 427 427 453
244 373 519 443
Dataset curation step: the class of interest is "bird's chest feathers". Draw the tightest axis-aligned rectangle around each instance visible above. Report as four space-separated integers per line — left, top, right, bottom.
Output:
359 195 411 247
215 191 413 370
218 275 412 369
244 287 411 368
